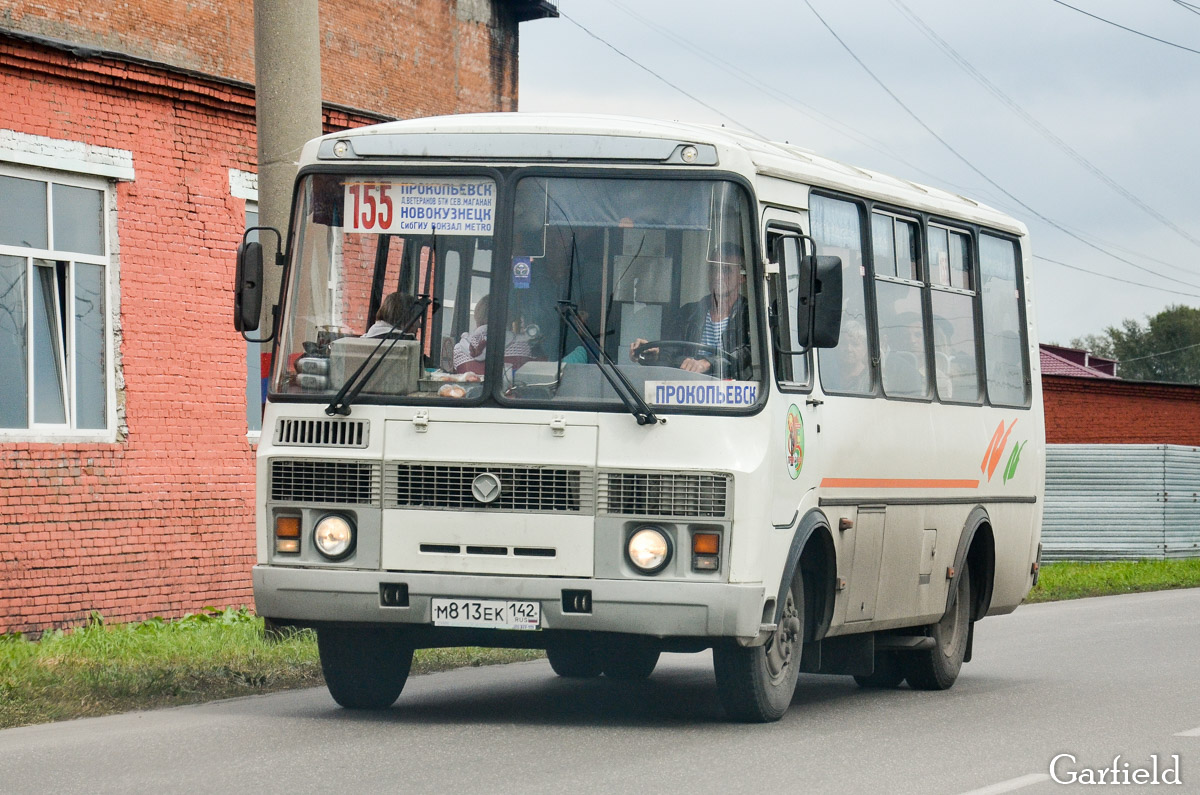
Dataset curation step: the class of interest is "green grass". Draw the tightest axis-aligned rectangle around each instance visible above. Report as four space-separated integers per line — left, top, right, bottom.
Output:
1025 558 1200 603
0 607 541 730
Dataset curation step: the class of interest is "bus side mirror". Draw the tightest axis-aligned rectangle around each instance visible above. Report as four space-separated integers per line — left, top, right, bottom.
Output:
797 255 842 349
234 240 263 332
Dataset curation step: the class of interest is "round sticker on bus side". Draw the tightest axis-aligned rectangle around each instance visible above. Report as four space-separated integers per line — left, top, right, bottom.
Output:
786 404 804 479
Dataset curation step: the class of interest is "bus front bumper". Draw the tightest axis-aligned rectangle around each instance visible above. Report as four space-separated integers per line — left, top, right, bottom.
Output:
253 565 766 641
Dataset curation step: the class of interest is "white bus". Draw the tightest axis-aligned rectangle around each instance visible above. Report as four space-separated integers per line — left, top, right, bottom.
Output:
235 113 1044 722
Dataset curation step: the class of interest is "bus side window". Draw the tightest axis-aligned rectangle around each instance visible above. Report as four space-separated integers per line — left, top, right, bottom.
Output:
812 195 873 395
980 233 1028 406
767 231 809 385
872 212 929 399
929 226 981 403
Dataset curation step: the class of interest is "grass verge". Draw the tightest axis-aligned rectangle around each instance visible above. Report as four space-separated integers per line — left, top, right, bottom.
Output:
1024 558 1200 603
0 607 540 730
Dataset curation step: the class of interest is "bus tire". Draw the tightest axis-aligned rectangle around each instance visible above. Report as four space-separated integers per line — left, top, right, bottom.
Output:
546 641 604 678
853 652 905 688
317 626 413 709
601 641 661 680
902 561 972 691
712 569 804 722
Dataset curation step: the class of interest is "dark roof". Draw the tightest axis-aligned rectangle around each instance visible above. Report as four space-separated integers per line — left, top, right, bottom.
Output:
507 1 558 22
1040 344 1119 379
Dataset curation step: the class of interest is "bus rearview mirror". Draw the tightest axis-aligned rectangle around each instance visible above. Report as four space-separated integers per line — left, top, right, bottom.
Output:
234 240 263 332
797 255 842 349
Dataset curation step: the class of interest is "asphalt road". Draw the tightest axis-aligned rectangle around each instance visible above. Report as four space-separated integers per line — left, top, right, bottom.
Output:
2 589 1198 794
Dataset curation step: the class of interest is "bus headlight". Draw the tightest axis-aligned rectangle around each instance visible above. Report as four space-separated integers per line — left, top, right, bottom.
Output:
314 514 355 560
627 526 672 574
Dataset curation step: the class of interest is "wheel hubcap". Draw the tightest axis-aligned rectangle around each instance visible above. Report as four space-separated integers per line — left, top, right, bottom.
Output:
765 591 801 680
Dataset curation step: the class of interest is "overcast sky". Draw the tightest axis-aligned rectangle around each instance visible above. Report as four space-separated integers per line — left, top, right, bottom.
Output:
517 0 1200 345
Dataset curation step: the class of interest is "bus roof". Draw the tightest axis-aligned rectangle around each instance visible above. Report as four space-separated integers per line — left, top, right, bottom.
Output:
309 112 1027 236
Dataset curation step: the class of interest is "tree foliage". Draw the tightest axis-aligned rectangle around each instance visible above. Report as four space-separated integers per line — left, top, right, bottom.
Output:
1070 304 1200 384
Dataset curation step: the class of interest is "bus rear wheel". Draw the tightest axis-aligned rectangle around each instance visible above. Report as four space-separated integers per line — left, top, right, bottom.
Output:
902 561 972 690
712 569 804 722
316 626 413 709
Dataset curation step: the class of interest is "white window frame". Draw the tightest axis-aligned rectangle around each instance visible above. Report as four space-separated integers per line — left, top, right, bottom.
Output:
0 163 118 441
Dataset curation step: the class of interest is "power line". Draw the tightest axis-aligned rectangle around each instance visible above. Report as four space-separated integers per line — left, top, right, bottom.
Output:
557 11 765 138
800 0 1200 293
1035 255 1200 298
892 0 1200 252
1117 339 1200 363
1049 0 1200 55
1175 0 1200 17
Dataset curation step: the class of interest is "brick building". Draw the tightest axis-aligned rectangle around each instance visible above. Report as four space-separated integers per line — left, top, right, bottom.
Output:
1041 344 1200 445
0 1 556 634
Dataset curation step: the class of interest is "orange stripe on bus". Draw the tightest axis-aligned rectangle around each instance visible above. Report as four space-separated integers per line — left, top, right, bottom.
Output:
820 478 981 489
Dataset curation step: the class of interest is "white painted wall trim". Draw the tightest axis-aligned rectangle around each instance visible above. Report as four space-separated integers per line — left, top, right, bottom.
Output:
0 129 135 182
229 168 259 201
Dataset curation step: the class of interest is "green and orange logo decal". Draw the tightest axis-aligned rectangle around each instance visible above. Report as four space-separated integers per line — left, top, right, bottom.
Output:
786 404 804 479
981 419 1027 484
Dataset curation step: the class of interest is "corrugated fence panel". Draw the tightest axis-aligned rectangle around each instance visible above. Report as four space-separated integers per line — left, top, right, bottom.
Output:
1043 445 1166 561
1164 446 1200 559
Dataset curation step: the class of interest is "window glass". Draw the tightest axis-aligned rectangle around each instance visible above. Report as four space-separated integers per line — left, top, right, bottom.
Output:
979 233 1027 405
951 231 972 290
0 169 111 433
895 218 919 281
814 196 872 394
931 290 979 402
0 175 48 249
768 232 809 385
52 184 104 255
32 261 67 424
74 263 106 428
871 213 895 279
0 255 28 428
875 280 929 398
928 226 950 286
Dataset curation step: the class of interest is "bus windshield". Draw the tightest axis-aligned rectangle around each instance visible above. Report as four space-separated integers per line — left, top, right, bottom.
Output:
273 172 763 412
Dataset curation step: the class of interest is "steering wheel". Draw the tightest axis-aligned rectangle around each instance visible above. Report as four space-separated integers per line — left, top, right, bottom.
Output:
631 339 735 371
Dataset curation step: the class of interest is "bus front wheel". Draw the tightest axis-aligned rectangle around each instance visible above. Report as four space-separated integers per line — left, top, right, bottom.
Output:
902 560 972 690
712 569 804 722
317 626 413 709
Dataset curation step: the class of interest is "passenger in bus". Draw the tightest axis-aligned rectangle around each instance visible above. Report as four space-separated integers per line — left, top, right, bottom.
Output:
452 294 536 375
628 241 751 378
820 320 871 393
364 291 416 338
881 312 928 396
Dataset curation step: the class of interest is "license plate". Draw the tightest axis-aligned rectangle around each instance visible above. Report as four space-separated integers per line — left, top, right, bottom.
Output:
431 598 541 630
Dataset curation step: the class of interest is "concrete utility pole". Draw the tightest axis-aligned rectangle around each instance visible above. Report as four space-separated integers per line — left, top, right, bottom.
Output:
253 0 323 334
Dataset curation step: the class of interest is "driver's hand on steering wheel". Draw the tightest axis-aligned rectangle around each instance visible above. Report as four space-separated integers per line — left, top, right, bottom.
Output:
680 357 712 374
629 338 655 362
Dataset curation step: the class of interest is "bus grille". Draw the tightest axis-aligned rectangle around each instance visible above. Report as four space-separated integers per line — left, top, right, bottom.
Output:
387 463 593 513
274 418 368 448
598 471 731 518
270 459 381 505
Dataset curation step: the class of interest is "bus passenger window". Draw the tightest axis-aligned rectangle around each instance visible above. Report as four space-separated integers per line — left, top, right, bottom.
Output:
872 212 919 281
812 195 873 395
872 211 927 399
980 233 1028 406
929 226 980 402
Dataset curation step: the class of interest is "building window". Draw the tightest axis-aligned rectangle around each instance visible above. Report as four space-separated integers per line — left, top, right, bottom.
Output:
0 168 112 433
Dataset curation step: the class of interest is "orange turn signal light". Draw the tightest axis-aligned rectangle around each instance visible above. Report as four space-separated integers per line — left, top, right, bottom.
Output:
275 516 301 538
692 532 720 556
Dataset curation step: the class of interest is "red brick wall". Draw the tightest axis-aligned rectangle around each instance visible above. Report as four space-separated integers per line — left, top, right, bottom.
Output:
0 0 520 116
0 28 489 633
1043 375 1200 445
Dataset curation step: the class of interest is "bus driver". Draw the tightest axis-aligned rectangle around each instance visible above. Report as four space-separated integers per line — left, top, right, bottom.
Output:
629 241 751 379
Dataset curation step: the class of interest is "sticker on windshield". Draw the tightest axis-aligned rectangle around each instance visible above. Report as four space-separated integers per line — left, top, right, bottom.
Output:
512 257 532 289
645 381 759 408
343 178 495 235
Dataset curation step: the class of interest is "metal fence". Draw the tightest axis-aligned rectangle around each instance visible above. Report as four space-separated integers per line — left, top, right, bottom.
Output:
1042 444 1200 561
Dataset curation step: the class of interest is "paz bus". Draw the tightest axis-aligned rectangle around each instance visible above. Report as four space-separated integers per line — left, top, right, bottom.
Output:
234 113 1044 722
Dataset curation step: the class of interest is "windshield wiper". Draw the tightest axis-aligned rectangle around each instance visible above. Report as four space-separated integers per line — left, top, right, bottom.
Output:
325 296 435 416
555 300 660 426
